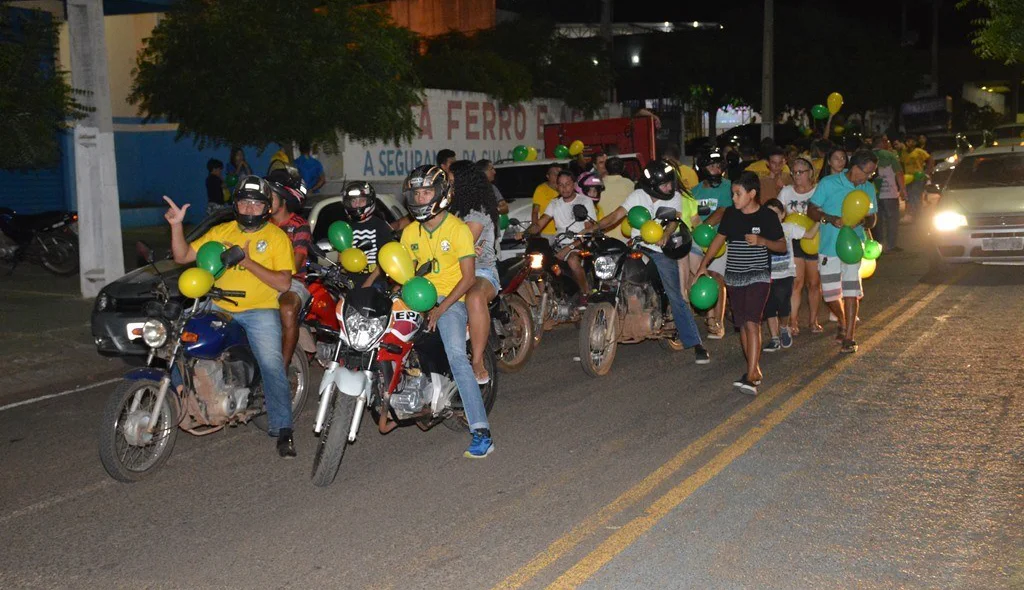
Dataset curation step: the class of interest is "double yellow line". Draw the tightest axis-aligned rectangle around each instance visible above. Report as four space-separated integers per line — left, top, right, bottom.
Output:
495 276 958 590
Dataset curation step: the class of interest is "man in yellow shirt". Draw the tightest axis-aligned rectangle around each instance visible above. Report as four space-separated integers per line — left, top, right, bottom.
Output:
164 176 298 457
600 156 635 214
532 164 560 235
900 136 933 222
400 165 493 459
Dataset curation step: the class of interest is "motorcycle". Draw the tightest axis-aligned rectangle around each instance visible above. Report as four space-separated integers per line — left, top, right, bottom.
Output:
0 207 79 275
98 246 310 482
578 207 692 377
310 285 498 487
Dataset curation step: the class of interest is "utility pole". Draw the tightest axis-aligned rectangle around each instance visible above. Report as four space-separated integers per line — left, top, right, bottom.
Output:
600 0 615 103
930 0 939 96
761 0 774 141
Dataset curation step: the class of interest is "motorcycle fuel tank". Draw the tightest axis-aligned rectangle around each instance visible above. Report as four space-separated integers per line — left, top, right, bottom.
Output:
183 311 248 360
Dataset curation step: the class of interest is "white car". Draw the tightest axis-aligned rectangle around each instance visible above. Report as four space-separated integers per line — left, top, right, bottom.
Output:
930 146 1024 266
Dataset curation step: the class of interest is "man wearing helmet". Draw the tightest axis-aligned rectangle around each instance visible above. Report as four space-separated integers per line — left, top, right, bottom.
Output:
399 165 494 459
266 166 313 379
163 176 299 457
689 150 732 339
596 159 711 365
342 181 395 288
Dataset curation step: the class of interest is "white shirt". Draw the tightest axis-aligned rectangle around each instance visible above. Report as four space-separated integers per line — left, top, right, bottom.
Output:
777 184 816 216
621 188 683 253
544 194 597 235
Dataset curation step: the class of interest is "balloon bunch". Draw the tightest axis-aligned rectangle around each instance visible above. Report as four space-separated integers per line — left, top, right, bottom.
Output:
692 223 725 258
553 140 585 159
834 190 877 269
811 91 843 121
326 221 369 274
785 213 820 255
512 146 539 162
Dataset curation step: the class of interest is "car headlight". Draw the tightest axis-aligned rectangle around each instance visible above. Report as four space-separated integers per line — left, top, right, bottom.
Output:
945 154 957 164
594 255 617 280
343 306 388 351
933 210 968 232
528 253 544 270
142 319 169 348
95 292 114 312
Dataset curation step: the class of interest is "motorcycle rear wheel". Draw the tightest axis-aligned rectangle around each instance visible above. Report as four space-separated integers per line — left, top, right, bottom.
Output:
496 295 534 373
311 387 358 487
98 379 179 483
579 302 618 377
37 233 78 276
252 348 310 432
443 345 498 432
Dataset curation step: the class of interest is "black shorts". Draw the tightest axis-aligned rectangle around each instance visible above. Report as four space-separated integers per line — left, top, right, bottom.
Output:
763 276 794 320
725 282 770 328
792 238 817 260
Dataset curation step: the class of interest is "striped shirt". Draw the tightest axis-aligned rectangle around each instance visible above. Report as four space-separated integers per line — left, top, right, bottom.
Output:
716 206 784 287
277 213 312 279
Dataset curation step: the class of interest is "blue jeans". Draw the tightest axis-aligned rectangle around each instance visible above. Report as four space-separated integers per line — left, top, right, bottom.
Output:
226 307 293 435
435 298 490 432
877 199 901 251
649 251 703 348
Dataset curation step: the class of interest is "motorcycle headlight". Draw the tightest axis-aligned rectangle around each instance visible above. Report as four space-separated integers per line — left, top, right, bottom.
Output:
142 319 168 349
933 210 967 232
594 255 617 280
528 253 544 270
343 306 388 351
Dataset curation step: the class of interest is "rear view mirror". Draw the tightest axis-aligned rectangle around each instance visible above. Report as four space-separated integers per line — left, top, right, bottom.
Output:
314 238 333 254
221 245 245 268
697 206 712 217
135 241 155 267
654 206 678 221
572 204 589 222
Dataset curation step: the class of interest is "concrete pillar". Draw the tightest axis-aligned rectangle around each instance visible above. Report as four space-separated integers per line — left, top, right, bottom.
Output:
66 0 124 298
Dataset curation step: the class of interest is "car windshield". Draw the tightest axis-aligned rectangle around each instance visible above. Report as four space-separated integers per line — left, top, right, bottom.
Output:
993 126 1024 139
946 153 1024 190
925 135 957 151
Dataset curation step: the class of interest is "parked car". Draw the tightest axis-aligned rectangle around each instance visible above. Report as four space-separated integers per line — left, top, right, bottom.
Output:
929 146 1024 267
989 124 1024 148
91 193 405 360
925 132 974 165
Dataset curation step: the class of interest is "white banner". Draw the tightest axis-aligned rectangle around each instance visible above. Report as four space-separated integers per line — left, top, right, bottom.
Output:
335 89 624 181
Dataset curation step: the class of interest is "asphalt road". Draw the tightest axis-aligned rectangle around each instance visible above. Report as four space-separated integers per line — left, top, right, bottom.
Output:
0 248 1021 589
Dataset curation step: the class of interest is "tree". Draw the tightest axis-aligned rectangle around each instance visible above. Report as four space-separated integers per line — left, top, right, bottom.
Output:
0 8 85 169
960 0 1024 64
130 0 423 151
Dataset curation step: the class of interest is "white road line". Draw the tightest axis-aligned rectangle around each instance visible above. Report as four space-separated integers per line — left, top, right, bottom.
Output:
0 377 120 413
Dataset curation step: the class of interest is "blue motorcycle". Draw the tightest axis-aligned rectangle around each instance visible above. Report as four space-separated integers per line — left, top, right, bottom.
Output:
98 248 309 482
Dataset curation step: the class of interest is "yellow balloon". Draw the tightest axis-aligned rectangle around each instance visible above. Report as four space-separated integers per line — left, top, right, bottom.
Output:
569 140 584 156
620 218 632 238
833 125 845 135
640 220 664 244
378 242 415 285
178 267 215 299
903 173 915 186
784 213 814 231
340 247 368 273
827 92 843 115
714 242 726 259
859 257 876 279
842 190 871 226
799 232 820 256
526 146 538 161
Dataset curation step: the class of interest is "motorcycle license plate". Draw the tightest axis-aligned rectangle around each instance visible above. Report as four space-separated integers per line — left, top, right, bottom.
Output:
981 237 1024 251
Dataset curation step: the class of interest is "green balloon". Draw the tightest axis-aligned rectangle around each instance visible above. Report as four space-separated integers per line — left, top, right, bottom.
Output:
811 104 830 120
836 226 864 264
863 239 882 260
499 214 510 230
512 145 528 162
693 223 716 249
327 221 354 252
226 174 239 188
196 241 226 278
401 277 438 313
689 276 719 311
627 206 652 230
913 171 926 182
554 145 570 158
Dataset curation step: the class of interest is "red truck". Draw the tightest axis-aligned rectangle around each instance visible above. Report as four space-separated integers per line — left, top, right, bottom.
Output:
543 116 657 167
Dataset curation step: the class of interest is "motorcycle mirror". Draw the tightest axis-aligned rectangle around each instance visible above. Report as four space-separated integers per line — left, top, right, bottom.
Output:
654 206 678 221
415 261 433 277
508 218 520 226
572 204 589 222
135 240 155 267
221 245 245 268
314 238 332 255
697 205 712 217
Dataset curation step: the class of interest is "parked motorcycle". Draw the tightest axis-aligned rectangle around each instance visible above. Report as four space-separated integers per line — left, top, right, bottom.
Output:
578 208 691 377
310 285 498 487
0 207 79 275
98 247 310 482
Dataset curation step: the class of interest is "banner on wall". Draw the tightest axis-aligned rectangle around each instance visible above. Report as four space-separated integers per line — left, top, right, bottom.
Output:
336 89 624 180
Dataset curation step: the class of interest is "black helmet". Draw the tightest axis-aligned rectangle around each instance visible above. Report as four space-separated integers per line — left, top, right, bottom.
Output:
696 151 726 187
232 175 274 230
402 165 452 222
343 181 377 222
661 225 693 260
265 165 307 213
641 159 677 200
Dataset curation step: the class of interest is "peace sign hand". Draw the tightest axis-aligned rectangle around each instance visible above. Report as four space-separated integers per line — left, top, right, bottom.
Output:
162 196 190 226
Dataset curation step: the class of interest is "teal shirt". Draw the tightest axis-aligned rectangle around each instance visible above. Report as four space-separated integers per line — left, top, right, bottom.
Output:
809 172 878 258
691 179 733 221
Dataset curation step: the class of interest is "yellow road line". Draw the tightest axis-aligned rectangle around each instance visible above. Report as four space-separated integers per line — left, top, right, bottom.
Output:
546 280 955 589
493 280 937 590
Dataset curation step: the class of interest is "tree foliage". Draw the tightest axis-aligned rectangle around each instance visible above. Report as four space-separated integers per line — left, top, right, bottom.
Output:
416 18 613 114
0 8 84 169
130 0 423 151
960 0 1024 64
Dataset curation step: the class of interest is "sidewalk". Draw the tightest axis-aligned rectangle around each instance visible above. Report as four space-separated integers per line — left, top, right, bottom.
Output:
0 225 173 403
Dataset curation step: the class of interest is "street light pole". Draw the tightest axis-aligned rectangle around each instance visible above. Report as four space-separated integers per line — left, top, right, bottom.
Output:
761 0 774 142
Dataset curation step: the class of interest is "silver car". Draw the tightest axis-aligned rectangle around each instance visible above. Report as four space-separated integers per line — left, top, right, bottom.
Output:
931 146 1024 266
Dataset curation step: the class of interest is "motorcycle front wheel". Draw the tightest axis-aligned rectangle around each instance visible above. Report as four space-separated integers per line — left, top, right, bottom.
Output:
98 379 179 483
579 302 618 377
252 348 310 432
311 387 358 487
495 295 534 373
37 233 78 276
444 345 498 432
